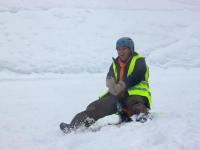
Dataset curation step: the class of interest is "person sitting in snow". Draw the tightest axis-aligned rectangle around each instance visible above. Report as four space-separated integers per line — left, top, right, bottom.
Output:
60 37 152 133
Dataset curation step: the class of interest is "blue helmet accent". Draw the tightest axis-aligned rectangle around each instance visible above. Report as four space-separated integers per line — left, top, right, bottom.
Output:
116 37 134 52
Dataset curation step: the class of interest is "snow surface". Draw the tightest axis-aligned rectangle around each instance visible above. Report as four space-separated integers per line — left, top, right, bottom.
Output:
0 0 200 150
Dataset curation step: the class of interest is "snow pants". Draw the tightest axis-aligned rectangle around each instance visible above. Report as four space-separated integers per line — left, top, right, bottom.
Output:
69 93 148 128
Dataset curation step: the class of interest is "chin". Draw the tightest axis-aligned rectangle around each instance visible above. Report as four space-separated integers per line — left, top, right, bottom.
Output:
120 58 126 62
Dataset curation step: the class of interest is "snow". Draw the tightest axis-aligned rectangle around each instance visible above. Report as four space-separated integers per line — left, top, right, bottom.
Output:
0 0 200 150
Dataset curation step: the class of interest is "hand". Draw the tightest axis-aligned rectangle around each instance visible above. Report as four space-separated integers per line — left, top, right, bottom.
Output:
106 77 126 96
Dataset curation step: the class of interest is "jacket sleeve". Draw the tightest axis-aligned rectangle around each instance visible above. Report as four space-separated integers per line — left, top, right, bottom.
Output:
125 58 147 90
106 64 115 79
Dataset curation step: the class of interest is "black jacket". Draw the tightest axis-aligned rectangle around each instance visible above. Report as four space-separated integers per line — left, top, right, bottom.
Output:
107 52 147 91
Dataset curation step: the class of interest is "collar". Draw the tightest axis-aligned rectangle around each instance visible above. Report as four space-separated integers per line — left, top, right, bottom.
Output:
117 56 131 67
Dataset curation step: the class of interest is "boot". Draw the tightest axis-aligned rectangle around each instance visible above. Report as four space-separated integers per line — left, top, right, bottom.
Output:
135 112 152 123
59 122 74 134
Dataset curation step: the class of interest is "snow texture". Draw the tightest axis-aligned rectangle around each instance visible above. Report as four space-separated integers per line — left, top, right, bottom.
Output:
0 0 200 150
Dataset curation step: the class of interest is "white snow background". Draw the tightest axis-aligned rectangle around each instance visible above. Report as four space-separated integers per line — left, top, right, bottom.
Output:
0 0 200 150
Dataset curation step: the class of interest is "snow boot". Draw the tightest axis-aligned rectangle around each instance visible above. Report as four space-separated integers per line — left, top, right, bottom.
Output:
135 112 152 123
59 122 73 134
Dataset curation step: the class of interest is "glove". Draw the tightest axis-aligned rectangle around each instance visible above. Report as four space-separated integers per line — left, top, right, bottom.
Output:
106 77 126 96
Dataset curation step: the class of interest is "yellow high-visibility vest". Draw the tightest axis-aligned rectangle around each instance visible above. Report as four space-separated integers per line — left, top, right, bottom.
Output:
112 55 152 108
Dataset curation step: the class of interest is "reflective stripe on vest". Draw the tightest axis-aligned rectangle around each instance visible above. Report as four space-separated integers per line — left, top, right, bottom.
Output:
127 55 143 77
112 55 152 109
112 62 118 80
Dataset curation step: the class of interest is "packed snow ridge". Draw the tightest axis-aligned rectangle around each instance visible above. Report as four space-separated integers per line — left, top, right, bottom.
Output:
0 0 200 76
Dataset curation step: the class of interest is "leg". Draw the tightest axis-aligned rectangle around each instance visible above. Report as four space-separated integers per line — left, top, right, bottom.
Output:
126 96 152 123
70 94 119 128
126 95 148 115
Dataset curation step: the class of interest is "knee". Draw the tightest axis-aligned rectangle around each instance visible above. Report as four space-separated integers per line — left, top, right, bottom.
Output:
86 101 96 111
126 96 145 106
129 103 147 114
126 96 147 115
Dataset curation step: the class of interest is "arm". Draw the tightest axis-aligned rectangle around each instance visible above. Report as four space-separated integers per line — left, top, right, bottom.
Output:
106 64 115 79
106 63 126 96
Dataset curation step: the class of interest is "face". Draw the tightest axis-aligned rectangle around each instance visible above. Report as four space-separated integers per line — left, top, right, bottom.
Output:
117 47 131 62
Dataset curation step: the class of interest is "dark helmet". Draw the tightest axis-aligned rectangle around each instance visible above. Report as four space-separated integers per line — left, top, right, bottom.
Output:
116 37 134 52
